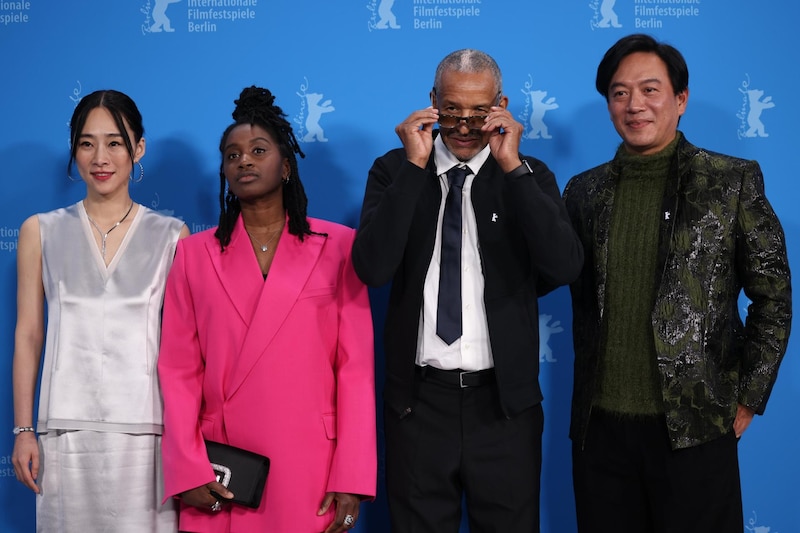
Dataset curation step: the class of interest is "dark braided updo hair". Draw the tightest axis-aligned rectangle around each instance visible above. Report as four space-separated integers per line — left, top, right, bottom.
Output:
214 86 311 251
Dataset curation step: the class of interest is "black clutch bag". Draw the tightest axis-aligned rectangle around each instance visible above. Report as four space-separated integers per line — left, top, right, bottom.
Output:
205 440 270 509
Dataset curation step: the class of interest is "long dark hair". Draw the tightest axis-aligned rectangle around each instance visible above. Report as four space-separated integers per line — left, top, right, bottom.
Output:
67 90 144 178
214 86 311 251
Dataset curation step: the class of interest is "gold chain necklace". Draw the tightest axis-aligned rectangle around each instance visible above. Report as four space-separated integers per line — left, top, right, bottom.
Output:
86 202 134 258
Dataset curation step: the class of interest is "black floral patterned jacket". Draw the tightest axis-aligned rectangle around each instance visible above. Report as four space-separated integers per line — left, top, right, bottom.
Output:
563 132 792 450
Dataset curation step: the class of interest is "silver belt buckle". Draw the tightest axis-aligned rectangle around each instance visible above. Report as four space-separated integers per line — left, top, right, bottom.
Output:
459 371 470 388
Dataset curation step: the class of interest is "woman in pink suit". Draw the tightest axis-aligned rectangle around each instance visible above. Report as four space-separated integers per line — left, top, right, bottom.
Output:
158 86 376 533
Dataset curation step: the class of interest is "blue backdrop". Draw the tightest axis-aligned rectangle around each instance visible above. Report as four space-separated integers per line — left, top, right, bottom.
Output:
1 1 797 531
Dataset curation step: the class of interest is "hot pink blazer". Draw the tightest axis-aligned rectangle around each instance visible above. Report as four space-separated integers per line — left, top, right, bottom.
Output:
158 216 376 533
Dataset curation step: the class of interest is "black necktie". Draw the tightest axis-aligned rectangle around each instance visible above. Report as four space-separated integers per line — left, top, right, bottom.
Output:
436 165 470 345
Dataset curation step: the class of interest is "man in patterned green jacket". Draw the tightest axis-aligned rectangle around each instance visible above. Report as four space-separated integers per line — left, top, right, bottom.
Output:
563 33 792 533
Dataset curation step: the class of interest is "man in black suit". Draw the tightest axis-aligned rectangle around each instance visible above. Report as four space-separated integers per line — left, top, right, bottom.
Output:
352 48 583 532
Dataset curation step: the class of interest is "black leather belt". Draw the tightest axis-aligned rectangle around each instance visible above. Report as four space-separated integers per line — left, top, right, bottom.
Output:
416 365 495 388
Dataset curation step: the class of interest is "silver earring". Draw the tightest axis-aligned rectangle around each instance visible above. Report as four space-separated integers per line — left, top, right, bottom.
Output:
130 161 144 183
282 175 290 184
67 162 80 182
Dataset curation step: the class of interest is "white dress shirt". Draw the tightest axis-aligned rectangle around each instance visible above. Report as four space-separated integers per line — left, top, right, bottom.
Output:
416 135 494 371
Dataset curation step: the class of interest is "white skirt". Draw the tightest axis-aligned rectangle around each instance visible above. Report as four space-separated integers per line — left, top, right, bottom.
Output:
37 430 177 533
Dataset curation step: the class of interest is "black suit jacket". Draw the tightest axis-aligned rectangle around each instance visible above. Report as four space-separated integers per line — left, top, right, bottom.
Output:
353 143 583 418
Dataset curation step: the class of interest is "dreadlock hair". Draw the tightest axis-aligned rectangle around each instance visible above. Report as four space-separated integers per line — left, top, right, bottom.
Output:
214 85 312 251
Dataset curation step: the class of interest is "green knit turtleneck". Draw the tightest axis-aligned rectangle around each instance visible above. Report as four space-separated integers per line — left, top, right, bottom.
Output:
594 135 679 416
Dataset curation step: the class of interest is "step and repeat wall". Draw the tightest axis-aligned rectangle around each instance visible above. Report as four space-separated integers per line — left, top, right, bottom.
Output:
1 1 797 531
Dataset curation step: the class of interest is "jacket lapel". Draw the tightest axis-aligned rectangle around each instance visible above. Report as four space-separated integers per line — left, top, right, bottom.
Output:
224 223 326 399
593 165 616 318
654 134 694 288
208 218 264 326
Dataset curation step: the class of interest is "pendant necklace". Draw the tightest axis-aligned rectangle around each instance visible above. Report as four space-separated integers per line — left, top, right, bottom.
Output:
86 201 135 259
246 225 283 253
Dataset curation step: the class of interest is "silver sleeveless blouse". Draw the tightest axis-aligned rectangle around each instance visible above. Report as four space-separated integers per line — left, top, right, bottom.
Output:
36 202 184 435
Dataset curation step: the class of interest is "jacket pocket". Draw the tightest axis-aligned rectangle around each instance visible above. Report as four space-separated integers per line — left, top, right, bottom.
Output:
322 413 337 440
200 415 222 442
300 285 335 299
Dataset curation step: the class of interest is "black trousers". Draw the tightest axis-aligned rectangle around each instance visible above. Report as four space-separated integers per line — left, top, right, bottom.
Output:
572 410 743 533
385 368 543 533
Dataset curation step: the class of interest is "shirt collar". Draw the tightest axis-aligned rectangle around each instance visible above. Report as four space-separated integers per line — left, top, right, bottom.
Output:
433 134 491 177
